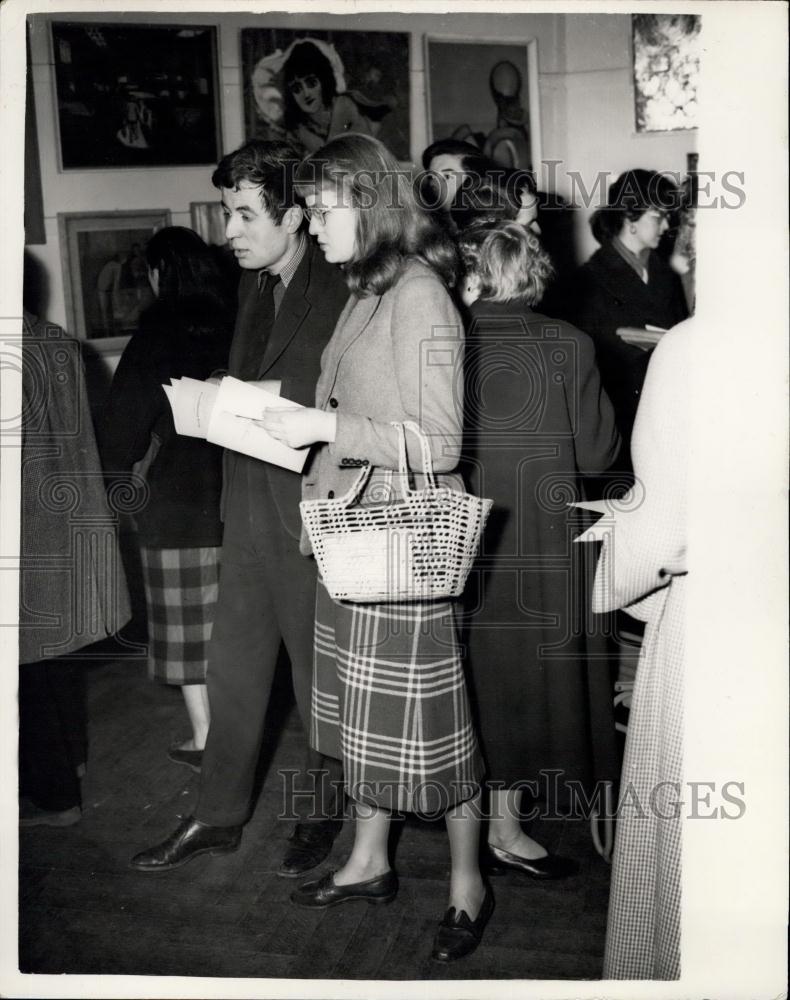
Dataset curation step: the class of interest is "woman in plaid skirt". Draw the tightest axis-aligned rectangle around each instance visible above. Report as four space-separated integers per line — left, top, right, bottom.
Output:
99 228 233 769
262 134 492 963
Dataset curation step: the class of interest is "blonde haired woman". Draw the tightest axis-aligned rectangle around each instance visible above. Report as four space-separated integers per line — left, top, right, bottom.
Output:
457 221 621 877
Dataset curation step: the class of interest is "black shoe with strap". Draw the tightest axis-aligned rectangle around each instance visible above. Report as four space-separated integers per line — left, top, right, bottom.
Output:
432 884 495 963
130 816 241 873
277 818 342 878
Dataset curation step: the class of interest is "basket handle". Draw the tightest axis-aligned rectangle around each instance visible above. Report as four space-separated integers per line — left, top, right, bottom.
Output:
396 421 438 491
336 421 437 508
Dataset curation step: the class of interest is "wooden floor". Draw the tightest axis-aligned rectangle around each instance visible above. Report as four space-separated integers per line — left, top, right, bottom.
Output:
19 635 612 982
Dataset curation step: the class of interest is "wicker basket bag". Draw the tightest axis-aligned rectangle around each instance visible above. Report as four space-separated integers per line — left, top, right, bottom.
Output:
300 421 492 603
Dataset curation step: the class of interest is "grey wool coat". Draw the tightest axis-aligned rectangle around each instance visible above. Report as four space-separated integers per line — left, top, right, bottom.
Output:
19 312 131 663
300 259 465 555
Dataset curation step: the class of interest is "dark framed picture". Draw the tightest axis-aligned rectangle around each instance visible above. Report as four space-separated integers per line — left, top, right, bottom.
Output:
425 36 542 172
241 28 410 160
51 22 222 169
632 14 700 133
58 210 171 347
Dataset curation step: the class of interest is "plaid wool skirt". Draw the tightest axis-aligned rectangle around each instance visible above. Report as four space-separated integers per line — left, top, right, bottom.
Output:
140 546 220 685
311 582 483 815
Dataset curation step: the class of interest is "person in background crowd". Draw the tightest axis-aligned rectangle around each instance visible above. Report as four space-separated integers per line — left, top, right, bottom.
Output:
447 166 541 236
420 138 502 229
456 221 621 877
19 254 132 826
130 140 349 879
262 134 492 964
576 318 692 980
98 227 233 769
566 169 689 449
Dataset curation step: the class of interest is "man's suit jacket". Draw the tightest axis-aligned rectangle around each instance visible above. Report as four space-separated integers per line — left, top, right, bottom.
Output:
223 239 349 538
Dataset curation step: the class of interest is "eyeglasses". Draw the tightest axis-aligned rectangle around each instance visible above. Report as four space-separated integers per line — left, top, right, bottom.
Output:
288 74 320 97
304 205 330 225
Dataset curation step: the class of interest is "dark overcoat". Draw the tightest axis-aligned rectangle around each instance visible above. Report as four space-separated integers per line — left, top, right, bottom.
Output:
568 242 688 439
460 299 622 798
97 298 232 548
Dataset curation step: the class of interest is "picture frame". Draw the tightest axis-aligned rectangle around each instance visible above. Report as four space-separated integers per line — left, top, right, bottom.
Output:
632 14 700 133
190 201 227 246
424 35 542 173
240 27 410 161
58 209 171 350
50 21 222 170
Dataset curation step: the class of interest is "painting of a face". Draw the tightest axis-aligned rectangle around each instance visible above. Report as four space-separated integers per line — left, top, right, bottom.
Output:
242 29 410 159
288 74 324 116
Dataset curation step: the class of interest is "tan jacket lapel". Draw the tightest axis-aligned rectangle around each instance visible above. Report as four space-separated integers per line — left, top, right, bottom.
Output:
316 294 381 407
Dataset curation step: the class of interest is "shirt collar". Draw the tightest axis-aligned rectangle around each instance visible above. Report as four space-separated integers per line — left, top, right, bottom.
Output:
612 236 650 283
257 232 306 290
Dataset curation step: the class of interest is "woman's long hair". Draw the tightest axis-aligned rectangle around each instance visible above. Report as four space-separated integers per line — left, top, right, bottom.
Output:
282 41 337 132
590 169 681 245
144 226 231 339
296 133 459 296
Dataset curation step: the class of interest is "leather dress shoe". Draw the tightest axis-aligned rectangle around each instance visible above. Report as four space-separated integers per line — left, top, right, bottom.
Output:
278 819 342 878
167 746 203 773
291 868 398 908
432 884 494 963
488 843 579 880
130 816 241 873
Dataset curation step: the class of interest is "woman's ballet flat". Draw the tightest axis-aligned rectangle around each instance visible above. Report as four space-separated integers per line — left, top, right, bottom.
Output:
488 843 579 880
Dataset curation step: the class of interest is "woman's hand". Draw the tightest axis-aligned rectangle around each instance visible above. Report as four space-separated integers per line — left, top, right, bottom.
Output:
256 407 336 449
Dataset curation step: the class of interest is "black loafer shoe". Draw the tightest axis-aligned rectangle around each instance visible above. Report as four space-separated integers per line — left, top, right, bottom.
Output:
291 868 398 908
488 843 579 880
167 746 203 773
432 884 494 963
277 819 342 878
130 816 241 873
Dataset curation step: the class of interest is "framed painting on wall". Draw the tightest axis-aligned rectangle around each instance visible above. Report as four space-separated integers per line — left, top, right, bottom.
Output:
51 22 222 169
190 201 227 246
58 210 171 348
240 28 410 160
632 14 700 133
424 36 541 172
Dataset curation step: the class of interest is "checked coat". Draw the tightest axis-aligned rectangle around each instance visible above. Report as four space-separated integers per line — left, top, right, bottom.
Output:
577 319 691 980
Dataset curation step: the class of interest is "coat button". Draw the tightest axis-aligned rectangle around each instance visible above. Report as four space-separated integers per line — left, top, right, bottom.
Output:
328 490 335 499
329 397 338 408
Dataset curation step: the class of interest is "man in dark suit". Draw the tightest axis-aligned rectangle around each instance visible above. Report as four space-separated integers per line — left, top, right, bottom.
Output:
131 140 349 875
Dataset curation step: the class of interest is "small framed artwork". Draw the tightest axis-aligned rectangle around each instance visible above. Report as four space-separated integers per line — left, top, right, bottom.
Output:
632 14 700 133
424 36 542 172
51 21 222 169
58 210 171 348
240 28 410 160
190 201 227 246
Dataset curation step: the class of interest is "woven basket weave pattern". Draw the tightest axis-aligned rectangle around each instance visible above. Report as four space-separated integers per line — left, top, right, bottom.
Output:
300 423 492 603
